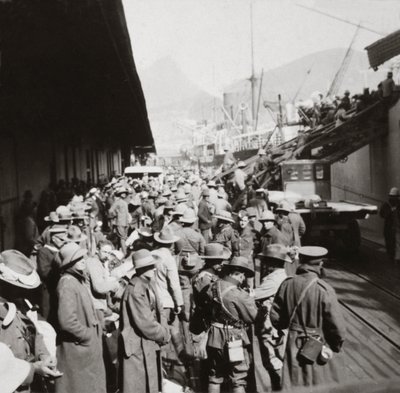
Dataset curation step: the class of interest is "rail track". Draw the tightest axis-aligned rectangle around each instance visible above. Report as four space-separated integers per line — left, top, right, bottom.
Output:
327 259 400 353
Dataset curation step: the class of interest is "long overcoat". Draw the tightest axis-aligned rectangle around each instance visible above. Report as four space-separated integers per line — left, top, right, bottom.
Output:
119 275 170 393
270 265 346 390
55 271 106 393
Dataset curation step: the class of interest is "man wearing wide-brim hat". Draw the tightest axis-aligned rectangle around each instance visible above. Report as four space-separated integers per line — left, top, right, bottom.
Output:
56 242 106 393
248 187 269 220
233 161 248 211
270 246 346 391
0 250 61 391
119 249 170 393
214 210 240 257
198 188 213 243
215 187 232 213
206 256 257 393
259 210 291 250
253 244 290 392
176 249 204 366
206 180 219 208
176 208 206 255
152 227 184 317
165 203 185 236
190 243 231 335
275 200 296 247
37 224 67 320
109 186 130 255
131 227 154 252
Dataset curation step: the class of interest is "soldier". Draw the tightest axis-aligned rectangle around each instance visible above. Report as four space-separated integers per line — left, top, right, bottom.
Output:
198 189 213 243
253 148 271 178
248 188 269 219
191 243 231 334
108 187 130 255
215 188 232 213
176 208 206 255
119 249 170 393
214 210 240 256
237 211 256 287
0 250 61 393
270 246 346 390
56 242 106 393
259 211 290 250
207 181 219 208
206 256 258 393
233 161 248 210
275 201 295 247
253 244 291 392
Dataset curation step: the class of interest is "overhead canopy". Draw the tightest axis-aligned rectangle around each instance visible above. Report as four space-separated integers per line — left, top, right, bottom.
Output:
0 0 155 152
365 29 400 70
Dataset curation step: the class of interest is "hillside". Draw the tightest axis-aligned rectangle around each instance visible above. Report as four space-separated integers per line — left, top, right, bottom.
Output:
224 48 386 109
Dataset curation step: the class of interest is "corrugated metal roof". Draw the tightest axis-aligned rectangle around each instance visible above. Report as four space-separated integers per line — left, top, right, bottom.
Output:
365 29 400 70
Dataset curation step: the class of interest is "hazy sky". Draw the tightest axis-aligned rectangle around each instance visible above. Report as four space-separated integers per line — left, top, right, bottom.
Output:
122 0 400 95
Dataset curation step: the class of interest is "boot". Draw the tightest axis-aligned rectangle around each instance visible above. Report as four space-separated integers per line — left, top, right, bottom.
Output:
208 383 221 393
232 386 246 393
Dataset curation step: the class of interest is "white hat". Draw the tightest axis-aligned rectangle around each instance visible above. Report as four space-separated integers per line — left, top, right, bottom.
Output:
0 342 31 393
237 161 246 168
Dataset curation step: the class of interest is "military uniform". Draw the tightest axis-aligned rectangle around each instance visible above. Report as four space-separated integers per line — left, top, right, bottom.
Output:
176 226 206 255
270 264 346 390
260 226 290 250
214 226 240 256
0 299 50 393
206 276 258 391
119 275 170 393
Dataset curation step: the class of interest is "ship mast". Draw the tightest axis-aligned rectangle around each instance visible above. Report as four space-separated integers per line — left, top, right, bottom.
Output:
249 0 257 125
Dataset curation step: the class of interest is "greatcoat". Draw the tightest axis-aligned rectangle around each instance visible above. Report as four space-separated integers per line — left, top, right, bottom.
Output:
55 270 106 393
119 275 170 393
270 265 346 390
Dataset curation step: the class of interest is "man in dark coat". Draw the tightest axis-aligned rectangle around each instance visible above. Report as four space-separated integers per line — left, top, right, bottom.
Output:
108 187 130 255
119 249 170 393
270 246 346 390
191 243 231 334
56 243 106 393
380 187 400 261
198 188 213 242
176 208 206 255
259 211 290 250
248 188 269 219
206 257 258 393
213 211 240 256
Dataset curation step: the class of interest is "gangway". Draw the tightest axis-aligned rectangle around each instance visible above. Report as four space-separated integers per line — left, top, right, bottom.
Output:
214 99 388 189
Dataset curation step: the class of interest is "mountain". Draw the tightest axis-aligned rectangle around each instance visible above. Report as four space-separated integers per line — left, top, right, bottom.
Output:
139 49 387 156
224 48 387 110
138 57 221 155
